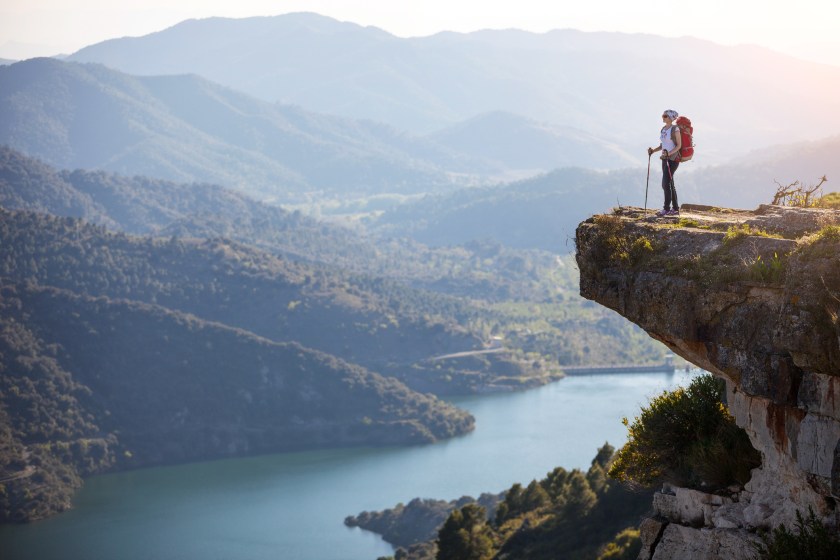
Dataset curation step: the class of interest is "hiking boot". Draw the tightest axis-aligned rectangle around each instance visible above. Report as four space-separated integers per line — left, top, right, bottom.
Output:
656 209 669 217
667 208 680 216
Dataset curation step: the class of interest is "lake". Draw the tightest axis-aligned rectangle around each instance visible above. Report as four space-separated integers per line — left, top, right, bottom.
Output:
0 369 698 560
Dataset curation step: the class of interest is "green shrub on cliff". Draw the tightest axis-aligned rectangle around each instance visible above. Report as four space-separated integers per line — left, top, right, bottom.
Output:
811 225 840 243
596 527 642 560
755 507 840 560
587 215 659 267
793 225 840 261
818 192 840 209
748 252 785 283
722 224 781 245
608 373 761 490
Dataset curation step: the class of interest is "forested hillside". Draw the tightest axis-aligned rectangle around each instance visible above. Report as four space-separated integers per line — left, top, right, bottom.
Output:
0 146 563 299
0 209 488 383
0 148 666 371
0 152 668 524
0 280 472 523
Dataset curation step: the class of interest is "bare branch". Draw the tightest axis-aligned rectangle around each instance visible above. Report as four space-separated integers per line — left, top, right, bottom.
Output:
770 176 829 207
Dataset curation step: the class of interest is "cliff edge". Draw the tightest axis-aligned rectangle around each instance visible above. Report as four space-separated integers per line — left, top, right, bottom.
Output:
576 204 840 559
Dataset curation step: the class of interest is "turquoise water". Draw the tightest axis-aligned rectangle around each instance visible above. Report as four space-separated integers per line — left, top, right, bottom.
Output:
0 370 697 560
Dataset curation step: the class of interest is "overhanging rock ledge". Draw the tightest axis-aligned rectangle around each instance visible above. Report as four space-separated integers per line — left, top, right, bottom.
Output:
575 204 840 559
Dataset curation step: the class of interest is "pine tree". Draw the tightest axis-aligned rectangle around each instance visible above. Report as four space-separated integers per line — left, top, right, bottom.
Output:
436 504 494 560
564 471 598 518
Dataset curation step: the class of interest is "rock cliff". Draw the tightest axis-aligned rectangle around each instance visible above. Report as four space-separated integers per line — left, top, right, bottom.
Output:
576 204 840 559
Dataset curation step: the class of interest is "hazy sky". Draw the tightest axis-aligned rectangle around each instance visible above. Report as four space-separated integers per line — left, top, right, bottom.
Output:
2 0 839 67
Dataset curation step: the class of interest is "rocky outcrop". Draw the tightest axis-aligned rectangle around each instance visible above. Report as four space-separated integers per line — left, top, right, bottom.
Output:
576 204 840 558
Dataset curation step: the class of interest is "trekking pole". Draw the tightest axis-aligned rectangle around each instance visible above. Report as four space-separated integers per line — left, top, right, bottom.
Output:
644 151 652 216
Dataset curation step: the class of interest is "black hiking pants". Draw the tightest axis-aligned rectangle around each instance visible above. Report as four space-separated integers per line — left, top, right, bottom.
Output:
661 159 680 211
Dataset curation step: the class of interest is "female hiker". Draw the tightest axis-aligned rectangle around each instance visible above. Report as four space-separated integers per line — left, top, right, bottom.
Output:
648 109 682 216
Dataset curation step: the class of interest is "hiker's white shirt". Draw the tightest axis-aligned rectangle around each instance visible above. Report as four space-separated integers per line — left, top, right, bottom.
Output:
660 125 677 153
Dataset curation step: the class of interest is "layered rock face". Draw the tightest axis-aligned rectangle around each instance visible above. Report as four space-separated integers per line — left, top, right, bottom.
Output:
576 204 840 559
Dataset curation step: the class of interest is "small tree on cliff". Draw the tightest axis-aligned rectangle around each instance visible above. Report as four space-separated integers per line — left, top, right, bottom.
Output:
608 373 761 490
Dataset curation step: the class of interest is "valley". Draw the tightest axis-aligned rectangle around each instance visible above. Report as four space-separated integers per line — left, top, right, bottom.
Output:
1 11 839 559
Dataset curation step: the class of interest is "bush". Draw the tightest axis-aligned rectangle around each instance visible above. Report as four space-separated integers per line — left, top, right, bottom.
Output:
588 214 658 267
748 253 785 284
793 225 840 260
608 374 761 490
818 192 840 209
812 225 840 243
597 527 642 560
754 507 840 559
722 224 780 245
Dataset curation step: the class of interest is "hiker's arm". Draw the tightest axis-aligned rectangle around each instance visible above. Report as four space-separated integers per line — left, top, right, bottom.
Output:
648 144 662 156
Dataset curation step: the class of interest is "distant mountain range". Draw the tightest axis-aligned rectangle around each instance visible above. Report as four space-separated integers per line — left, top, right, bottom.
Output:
0 58 639 204
0 34 832 210
0 57 465 202
69 12 840 163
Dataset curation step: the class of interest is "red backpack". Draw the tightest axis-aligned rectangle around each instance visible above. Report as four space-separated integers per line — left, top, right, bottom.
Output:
673 116 694 161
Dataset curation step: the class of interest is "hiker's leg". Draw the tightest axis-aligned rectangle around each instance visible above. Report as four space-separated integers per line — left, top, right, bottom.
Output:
661 159 672 210
669 161 680 210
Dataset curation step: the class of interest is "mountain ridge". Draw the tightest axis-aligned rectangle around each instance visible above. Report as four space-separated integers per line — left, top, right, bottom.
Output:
67 13 840 162
0 57 468 203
